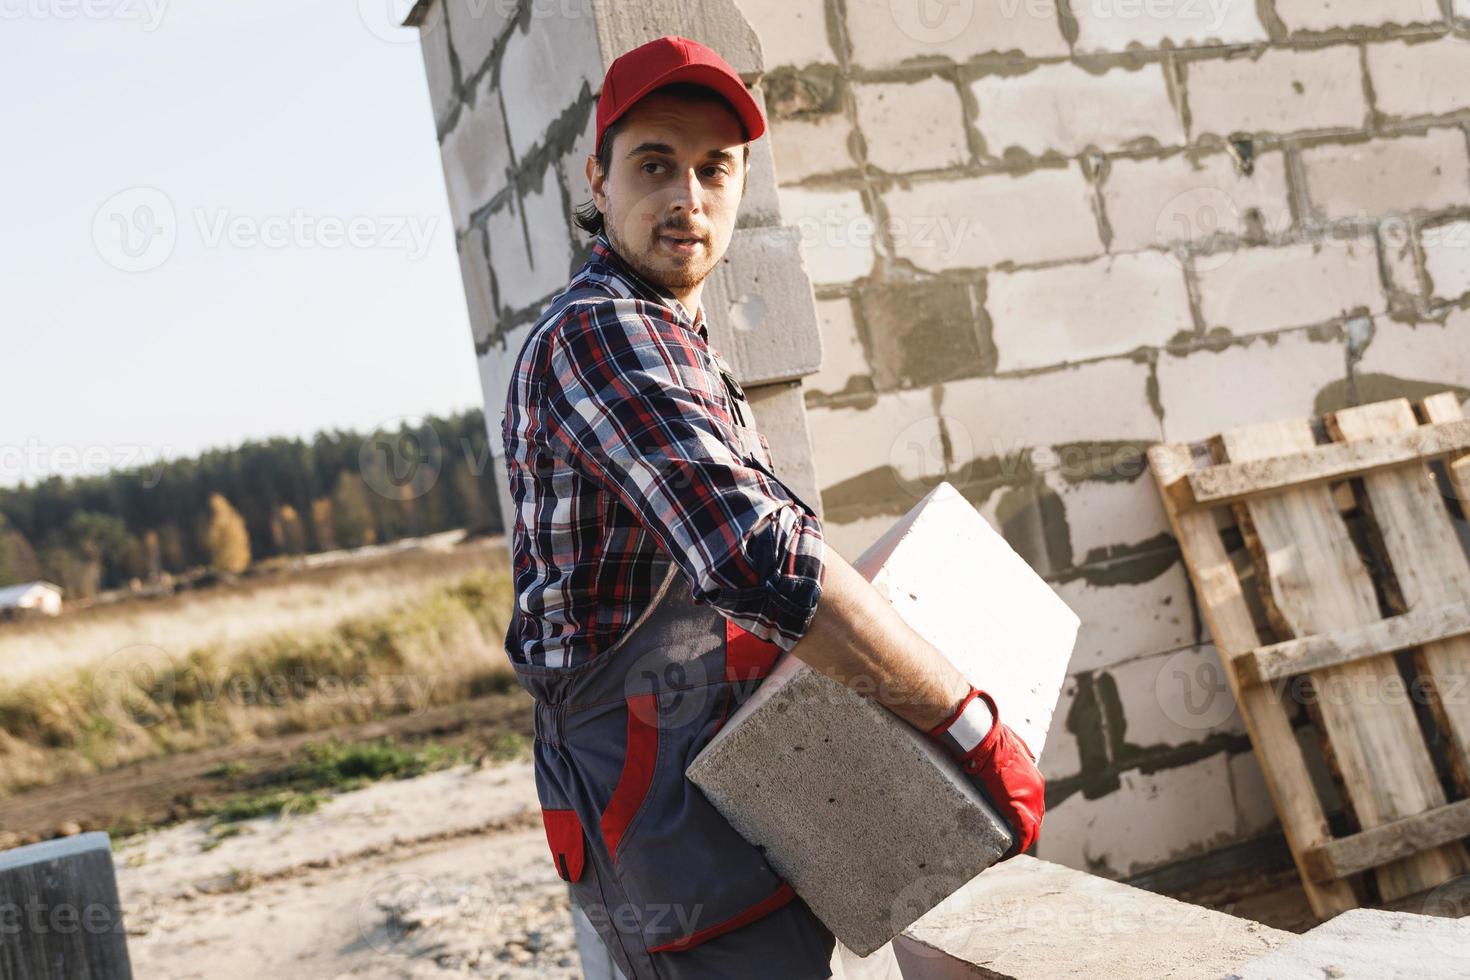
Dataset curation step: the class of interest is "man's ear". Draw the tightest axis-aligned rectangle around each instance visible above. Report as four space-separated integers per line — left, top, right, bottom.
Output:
586 154 607 212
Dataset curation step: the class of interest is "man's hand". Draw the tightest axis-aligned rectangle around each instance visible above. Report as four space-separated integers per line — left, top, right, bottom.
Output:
928 687 1045 860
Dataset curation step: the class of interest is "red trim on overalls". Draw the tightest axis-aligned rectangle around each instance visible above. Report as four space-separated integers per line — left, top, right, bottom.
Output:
540 808 586 882
723 619 781 684
601 692 659 857
646 882 797 953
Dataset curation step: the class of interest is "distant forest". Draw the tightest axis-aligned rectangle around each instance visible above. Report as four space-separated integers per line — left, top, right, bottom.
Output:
0 411 503 598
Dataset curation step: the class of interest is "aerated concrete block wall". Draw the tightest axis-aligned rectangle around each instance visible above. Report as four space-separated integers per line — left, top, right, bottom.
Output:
736 0 1470 883
409 0 828 540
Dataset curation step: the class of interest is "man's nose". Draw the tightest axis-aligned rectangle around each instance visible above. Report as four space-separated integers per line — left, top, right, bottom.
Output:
668 167 701 214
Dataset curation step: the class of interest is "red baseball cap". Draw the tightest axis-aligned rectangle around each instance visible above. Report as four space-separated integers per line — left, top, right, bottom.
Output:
595 35 766 155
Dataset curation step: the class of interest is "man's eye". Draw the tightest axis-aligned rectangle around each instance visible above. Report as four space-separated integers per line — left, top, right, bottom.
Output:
641 161 666 175
702 166 729 179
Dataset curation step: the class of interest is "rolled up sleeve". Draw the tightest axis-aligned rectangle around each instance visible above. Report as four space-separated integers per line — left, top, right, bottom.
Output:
538 297 826 651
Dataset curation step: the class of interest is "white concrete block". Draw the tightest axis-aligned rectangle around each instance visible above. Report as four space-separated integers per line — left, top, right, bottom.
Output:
1226 909 1470 979
940 356 1162 449
1368 36 1470 119
1102 150 1292 252
1381 218 1424 301
701 224 825 384
1070 0 1268 52
988 251 1193 371
1229 750 1279 838
440 75 512 232
853 77 970 173
1423 219 1470 301
745 380 823 516
1046 470 1171 567
419 2 458 128
896 855 1289 979
881 166 1104 272
1032 753 1239 877
1356 310 1470 388
808 296 869 394
1054 563 1196 672
781 187 877 285
1155 330 1347 443
485 183 574 312
1108 644 1245 749
1195 240 1384 335
844 0 1068 69
1038 674 1082 782
805 388 943 489
771 113 857 185
688 482 1080 955
1273 0 1446 32
458 226 496 349
740 0 835 67
443 0 513 79
1187 46 1367 138
499 12 602 160
819 514 898 564
1301 128 1470 220
971 63 1184 157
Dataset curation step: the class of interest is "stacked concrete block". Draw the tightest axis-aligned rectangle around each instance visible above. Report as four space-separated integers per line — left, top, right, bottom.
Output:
894 855 1290 979
1225 908 1470 979
688 482 1079 955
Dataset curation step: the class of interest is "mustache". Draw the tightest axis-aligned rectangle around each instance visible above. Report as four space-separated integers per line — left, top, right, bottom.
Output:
654 222 709 241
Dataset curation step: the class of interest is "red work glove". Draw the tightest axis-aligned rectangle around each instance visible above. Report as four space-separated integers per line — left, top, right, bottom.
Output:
928 687 1045 860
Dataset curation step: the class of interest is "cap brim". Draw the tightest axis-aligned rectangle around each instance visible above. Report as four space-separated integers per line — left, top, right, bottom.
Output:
603 62 766 146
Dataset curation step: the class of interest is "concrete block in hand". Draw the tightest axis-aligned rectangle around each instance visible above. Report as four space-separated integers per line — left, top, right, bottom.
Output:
687 482 1079 955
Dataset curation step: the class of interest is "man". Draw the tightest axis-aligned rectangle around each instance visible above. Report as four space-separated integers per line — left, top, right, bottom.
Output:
500 35 1044 979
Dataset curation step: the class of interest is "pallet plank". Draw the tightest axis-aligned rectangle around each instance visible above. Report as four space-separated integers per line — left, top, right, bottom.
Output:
1240 600 1470 684
1175 418 1470 509
1304 799 1470 883
1147 442 1357 919
1218 415 1466 902
1422 393 1470 512
1329 398 1470 801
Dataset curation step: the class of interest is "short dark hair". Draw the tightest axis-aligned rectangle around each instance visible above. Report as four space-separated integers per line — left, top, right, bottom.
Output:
573 83 751 237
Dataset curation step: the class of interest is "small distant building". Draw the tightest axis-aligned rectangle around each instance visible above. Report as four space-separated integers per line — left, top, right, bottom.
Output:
0 581 64 618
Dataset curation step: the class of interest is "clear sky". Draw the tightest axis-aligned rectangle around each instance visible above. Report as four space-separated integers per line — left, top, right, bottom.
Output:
0 0 484 487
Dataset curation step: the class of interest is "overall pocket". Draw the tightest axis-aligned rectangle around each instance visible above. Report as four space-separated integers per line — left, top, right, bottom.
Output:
603 684 795 954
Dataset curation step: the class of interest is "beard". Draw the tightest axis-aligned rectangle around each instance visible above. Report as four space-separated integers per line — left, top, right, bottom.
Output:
606 216 719 293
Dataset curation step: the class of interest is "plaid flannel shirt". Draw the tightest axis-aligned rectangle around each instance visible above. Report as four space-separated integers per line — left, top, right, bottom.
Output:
500 234 827 669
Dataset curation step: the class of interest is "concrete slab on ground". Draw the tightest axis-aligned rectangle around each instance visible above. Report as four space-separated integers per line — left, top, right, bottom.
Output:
895 855 1291 979
1222 907 1470 979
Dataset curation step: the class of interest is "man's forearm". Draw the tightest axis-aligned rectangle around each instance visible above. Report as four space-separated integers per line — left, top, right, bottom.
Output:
788 540 974 732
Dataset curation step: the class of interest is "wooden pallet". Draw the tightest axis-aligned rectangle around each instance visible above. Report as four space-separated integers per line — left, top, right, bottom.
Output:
1148 392 1470 919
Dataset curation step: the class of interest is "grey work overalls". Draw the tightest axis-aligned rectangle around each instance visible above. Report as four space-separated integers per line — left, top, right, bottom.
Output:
506 289 835 978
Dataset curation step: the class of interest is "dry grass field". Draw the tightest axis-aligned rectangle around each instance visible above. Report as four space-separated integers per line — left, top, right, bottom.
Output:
0 535 519 795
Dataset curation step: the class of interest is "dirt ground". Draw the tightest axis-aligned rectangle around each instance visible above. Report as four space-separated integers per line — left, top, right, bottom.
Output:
116 758 579 979
0 692 534 848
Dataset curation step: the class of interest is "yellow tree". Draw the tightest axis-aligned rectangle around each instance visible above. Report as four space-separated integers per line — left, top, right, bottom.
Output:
204 493 251 574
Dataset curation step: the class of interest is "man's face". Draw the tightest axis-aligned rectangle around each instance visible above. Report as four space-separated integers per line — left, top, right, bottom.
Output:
588 89 747 296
